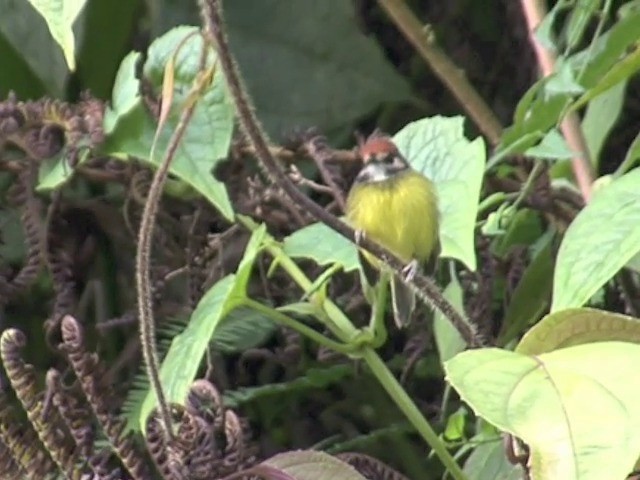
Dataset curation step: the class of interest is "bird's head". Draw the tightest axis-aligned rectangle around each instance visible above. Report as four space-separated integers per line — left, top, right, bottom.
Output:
355 134 409 184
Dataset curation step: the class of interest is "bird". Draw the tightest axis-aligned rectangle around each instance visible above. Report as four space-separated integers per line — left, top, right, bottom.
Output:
345 133 439 328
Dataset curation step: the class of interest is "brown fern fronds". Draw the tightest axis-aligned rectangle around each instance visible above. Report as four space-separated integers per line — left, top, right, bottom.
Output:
0 439 25 480
45 200 77 335
146 406 191 480
1 162 45 303
60 315 153 480
336 452 411 480
0 328 90 479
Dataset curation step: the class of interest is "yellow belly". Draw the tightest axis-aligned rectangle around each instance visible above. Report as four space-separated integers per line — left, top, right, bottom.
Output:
346 170 439 265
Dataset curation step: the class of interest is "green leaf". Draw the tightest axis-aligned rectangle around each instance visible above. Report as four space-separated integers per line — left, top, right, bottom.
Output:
524 128 574 160
26 0 87 70
0 30 45 98
446 342 640 480
75 0 140 98
570 9 640 88
434 271 466 362
102 26 235 220
464 439 525 480
544 61 585 96
570 45 640 112
393 116 486 271
581 81 626 170
282 222 358 272
213 306 277 353
616 130 640 177
260 451 367 480
552 168 640 311
498 239 554 346
564 0 602 52
224 0 412 137
0 0 69 96
516 307 640 355
224 365 351 408
138 224 266 431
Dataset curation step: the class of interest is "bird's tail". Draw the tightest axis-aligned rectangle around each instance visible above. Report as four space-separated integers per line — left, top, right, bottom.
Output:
391 276 416 328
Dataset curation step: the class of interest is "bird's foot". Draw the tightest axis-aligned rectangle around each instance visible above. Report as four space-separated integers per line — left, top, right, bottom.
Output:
354 229 366 246
402 259 419 282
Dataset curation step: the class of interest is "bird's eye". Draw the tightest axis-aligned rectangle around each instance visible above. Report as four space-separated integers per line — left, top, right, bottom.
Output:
381 153 395 164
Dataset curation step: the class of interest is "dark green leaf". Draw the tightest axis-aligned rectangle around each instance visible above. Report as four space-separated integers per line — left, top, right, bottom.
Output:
75 0 140 98
0 0 69 96
224 365 351 407
212 306 277 354
564 0 602 52
224 0 413 137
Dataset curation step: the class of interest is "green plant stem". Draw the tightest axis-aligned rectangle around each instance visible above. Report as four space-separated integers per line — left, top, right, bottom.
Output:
377 0 502 146
361 348 467 480
512 160 544 210
241 298 355 354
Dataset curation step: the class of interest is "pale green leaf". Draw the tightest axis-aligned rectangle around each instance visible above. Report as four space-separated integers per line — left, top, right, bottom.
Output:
524 128 574 160
26 0 87 70
464 439 525 480
282 222 358 272
434 270 466 362
393 116 486 270
552 168 640 311
446 342 640 480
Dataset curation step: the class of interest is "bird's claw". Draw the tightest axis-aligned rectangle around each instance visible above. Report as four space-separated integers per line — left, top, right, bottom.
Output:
402 259 419 282
354 229 366 246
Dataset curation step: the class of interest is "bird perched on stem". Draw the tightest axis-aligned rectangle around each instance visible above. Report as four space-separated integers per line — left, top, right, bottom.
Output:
346 133 439 327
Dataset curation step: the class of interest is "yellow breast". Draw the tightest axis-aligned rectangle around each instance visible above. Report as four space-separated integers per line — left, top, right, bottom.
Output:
346 170 439 264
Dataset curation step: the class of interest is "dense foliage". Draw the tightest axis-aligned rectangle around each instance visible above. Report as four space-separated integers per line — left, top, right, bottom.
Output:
1 0 640 479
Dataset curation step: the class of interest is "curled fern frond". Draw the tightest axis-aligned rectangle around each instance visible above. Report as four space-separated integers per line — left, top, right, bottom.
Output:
60 315 153 480
1 162 44 303
0 393 52 479
336 452 410 480
0 328 89 478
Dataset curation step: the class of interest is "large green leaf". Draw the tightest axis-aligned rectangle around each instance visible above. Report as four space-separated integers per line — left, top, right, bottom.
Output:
552 168 640 311
434 271 466 362
102 26 235 220
26 0 86 70
446 342 640 480
393 116 486 271
224 0 413 137
138 224 266 431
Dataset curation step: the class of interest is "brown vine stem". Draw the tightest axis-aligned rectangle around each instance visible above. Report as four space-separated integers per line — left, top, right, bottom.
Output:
377 0 503 146
135 57 212 439
520 0 595 202
199 0 484 349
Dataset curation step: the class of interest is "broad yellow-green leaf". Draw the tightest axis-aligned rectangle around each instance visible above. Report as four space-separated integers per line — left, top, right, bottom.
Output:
446 342 640 480
552 168 640 311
